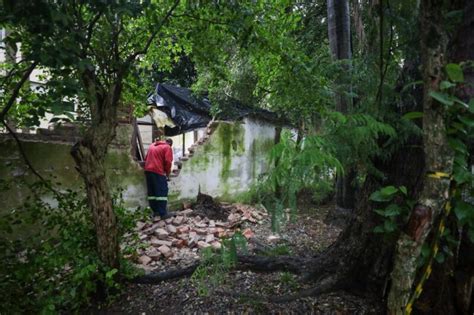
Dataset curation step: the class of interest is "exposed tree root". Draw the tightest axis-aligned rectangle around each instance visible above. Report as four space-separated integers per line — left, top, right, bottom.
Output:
131 262 200 284
269 275 344 303
236 255 305 274
130 254 307 284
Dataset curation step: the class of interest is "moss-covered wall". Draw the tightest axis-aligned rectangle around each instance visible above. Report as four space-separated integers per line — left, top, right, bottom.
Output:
169 117 275 204
0 118 276 213
0 125 147 214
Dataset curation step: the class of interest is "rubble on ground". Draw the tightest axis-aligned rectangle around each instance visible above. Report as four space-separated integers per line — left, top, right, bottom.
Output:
126 203 268 271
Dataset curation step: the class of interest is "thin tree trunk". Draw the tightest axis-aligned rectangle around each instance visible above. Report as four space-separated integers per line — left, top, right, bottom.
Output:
327 0 355 210
352 0 366 54
387 1 454 313
274 126 282 199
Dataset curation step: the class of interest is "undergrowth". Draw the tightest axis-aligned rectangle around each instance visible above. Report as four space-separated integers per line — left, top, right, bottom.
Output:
0 180 142 313
191 232 247 297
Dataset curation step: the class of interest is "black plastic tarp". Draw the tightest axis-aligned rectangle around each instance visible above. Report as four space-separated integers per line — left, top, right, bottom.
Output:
147 83 285 136
147 83 212 136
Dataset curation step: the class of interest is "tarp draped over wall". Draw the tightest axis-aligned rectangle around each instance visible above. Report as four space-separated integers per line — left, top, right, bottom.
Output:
147 84 212 136
147 83 285 136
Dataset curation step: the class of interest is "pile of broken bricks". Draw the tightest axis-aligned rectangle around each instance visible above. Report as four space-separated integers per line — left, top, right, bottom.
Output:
131 204 268 269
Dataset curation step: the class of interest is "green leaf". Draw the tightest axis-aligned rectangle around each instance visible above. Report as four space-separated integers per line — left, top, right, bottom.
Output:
384 220 397 232
374 209 387 217
458 116 474 128
454 98 470 109
421 243 431 258
448 137 467 154
105 268 118 279
380 186 398 197
429 91 454 106
399 186 408 195
454 201 474 223
373 225 385 233
445 63 464 83
402 112 423 120
440 80 456 90
469 99 474 114
384 204 402 216
435 251 445 264
370 191 392 202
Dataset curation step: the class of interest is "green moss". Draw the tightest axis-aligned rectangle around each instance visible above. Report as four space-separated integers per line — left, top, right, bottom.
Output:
231 122 246 154
250 140 257 181
188 144 211 170
218 124 232 180
216 122 245 181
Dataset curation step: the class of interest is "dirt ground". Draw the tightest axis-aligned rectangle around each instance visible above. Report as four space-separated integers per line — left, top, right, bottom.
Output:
93 204 382 314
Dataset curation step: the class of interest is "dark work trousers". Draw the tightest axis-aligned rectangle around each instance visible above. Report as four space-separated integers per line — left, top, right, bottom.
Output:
145 171 168 216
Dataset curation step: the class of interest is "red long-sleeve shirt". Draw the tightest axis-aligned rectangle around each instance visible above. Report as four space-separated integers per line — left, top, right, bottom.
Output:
144 141 173 177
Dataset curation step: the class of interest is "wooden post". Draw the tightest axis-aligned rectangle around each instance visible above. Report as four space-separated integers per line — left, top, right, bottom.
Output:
135 121 145 161
130 118 138 160
182 133 186 157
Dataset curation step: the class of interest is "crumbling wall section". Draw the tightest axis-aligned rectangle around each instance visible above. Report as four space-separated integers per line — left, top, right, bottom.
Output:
168 117 275 204
0 118 276 213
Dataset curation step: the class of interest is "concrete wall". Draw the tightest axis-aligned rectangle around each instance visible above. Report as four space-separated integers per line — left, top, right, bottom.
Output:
0 118 276 213
169 117 275 202
0 126 147 213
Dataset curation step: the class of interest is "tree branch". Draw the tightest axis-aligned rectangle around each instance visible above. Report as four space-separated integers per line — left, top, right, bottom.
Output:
126 0 180 64
82 11 102 56
171 13 230 26
1 121 46 182
0 60 60 195
0 60 38 121
0 59 27 89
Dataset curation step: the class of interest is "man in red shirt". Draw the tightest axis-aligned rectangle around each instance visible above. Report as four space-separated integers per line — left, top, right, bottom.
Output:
144 138 174 218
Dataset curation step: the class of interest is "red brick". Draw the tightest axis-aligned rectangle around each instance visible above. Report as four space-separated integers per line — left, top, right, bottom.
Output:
242 228 255 239
157 245 172 258
197 241 211 249
138 255 152 265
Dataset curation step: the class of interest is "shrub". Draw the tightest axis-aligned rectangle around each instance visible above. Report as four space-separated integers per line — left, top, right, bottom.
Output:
0 181 140 313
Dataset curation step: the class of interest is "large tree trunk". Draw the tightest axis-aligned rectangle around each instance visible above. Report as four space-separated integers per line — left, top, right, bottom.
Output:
327 0 355 210
306 53 426 315
72 136 119 269
416 2 474 313
307 141 425 298
387 0 454 313
71 75 122 269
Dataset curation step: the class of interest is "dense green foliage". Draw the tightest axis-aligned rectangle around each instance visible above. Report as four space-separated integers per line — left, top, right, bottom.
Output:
0 181 142 312
1 0 473 312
